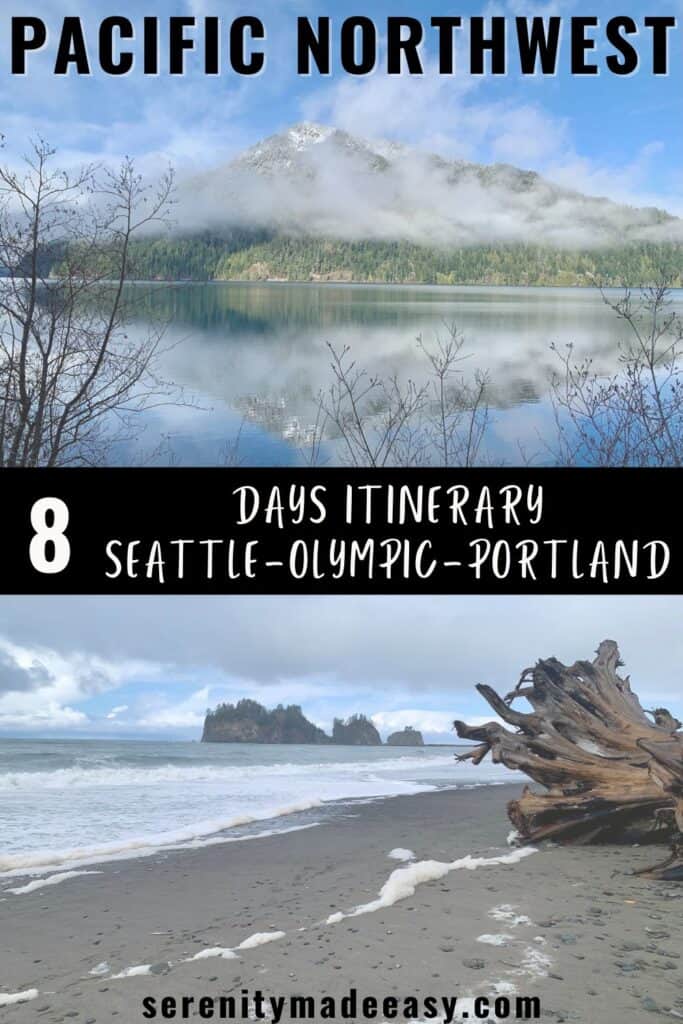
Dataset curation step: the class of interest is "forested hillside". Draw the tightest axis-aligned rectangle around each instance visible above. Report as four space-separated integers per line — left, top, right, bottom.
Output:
127 233 683 287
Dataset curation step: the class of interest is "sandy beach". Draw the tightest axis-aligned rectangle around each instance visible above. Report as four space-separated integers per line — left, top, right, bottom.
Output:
2 784 682 1023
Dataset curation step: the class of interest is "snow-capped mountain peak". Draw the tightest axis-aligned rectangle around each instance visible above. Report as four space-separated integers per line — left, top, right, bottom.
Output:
286 122 335 150
181 123 679 249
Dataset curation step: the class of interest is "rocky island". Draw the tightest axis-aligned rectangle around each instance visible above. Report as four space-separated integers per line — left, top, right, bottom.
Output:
202 699 330 744
332 714 382 746
202 701 383 745
386 726 424 746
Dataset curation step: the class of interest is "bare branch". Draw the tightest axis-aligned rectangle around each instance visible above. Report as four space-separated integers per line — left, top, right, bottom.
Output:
0 140 182 466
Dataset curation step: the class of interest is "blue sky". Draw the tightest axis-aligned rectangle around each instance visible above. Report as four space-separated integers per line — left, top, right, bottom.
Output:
1 0 681 212
0 595 682 741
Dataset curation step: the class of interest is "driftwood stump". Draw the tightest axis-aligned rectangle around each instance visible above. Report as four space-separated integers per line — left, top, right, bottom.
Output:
454 640 683 880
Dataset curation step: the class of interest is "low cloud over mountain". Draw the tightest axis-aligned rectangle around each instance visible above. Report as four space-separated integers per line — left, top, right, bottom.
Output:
177 122 681 249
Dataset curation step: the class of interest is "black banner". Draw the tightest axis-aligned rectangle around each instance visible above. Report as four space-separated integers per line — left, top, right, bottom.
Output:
0 468 671 598
0 467 674 594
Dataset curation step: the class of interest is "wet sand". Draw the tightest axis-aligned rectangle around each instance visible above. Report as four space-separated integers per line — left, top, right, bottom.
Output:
2 784 682 1022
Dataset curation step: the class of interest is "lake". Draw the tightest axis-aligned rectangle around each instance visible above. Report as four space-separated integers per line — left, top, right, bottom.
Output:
120 281 682 466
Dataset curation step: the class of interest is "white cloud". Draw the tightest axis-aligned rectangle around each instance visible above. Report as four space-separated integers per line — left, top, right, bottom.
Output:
136 686 211 730
303 85 679 221
180 123 680 251
0 703 88 730
0 0 674 225
106 705 129 720
298 44 680 220
543 141 680 214
1 596 683 737
489 104 570 165
0 0 304 177
0 637 163 732
0 1 676 228
372 709 501 741
301 61 487 163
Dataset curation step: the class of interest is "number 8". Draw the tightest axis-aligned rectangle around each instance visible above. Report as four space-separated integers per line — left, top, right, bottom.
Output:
30 497 71 574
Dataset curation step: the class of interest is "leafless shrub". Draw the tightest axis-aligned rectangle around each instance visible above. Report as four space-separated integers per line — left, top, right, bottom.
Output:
0 138 181 466
550 284 683 467
299 395 329 467
319 323 491 467
418 323 490 467
221 414 247 466
320 342 429 467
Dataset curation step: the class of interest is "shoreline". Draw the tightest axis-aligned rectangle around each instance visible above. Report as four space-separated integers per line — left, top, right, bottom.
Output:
2 784 682 1022
0 780 506 879
124 278 624 292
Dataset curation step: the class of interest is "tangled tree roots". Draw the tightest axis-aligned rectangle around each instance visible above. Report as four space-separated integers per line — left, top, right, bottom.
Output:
454 640 683 880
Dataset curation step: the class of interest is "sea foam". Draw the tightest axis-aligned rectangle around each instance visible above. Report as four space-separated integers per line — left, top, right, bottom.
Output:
187 930 286 961
89 962 111 976
476 933 512 946
489 904 533 927
119 929 290 970
514 947 553 979
111 964 153 979
237 931 286 950
6 870 101 895
326 847 537 922
187 947 239 961
0 989 38 1006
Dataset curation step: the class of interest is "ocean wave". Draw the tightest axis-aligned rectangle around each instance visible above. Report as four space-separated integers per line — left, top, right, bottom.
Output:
0 742 518 882
0 803 321 877
0 753 462 792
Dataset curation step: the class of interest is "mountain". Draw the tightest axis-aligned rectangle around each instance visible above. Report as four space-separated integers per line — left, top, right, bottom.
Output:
179 122 680 250
126 123 682 286
387 727 424 747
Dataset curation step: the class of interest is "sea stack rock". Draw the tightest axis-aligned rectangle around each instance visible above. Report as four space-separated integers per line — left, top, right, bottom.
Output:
387 726 424 746
332 714 382 746
202 699 330 744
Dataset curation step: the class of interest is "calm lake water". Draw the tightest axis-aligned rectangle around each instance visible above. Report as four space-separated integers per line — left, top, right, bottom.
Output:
121 282 682 466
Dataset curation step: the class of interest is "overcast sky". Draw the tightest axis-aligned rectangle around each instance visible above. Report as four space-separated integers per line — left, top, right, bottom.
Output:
0 595 680 741
1 0 682 214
